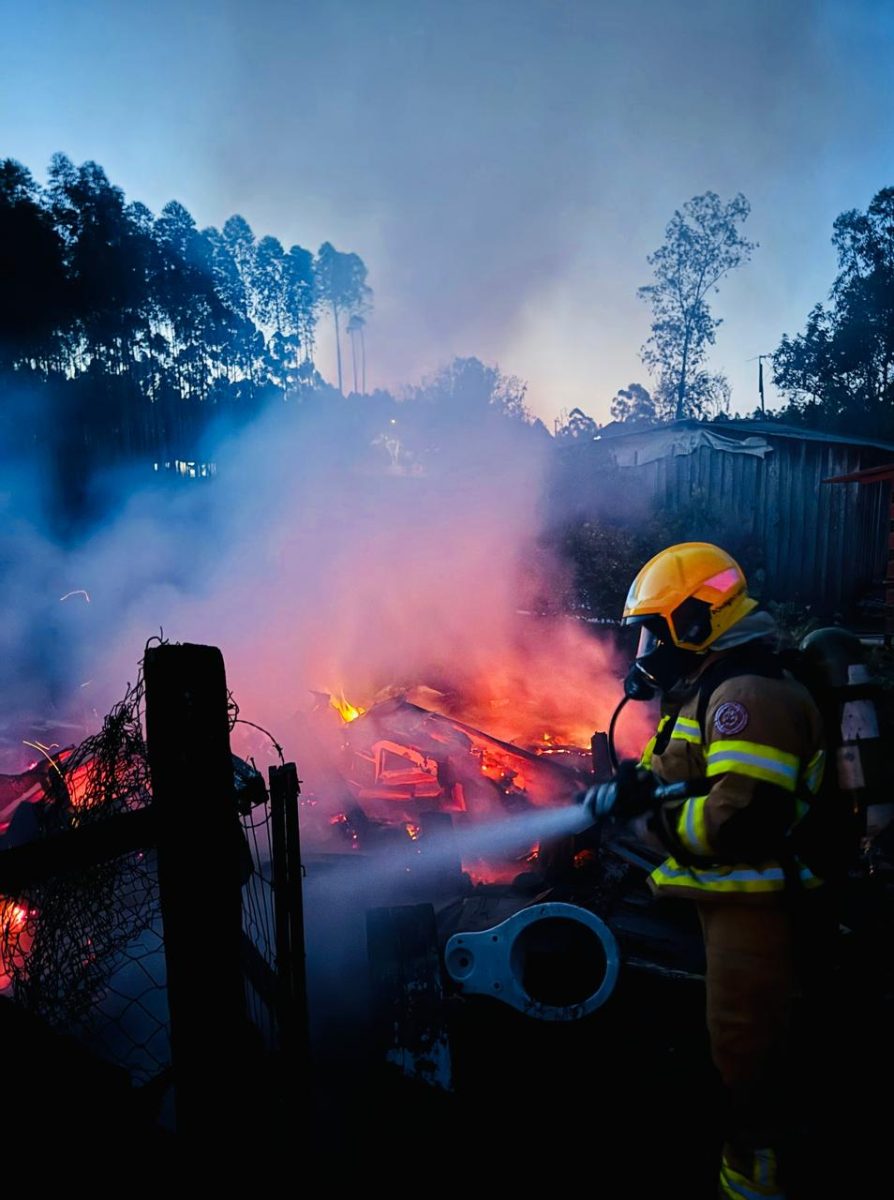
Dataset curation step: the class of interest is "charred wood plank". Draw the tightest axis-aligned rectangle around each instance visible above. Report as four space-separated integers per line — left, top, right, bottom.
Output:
366 902 452 1091
0 806 156 892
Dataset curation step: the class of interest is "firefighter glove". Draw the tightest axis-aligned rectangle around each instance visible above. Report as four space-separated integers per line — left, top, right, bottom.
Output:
580 781 619 823
580 760 656 824
609 759 657 819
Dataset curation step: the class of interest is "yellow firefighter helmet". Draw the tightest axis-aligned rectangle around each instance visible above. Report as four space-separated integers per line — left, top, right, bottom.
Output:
622 542 757 652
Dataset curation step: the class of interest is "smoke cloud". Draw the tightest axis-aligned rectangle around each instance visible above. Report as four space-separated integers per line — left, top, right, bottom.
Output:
0 388 651 780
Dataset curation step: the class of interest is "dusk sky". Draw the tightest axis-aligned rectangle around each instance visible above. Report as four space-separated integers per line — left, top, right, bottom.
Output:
3 0 893 426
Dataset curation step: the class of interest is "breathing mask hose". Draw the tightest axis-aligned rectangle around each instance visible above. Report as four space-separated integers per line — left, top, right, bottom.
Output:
607 695 628 772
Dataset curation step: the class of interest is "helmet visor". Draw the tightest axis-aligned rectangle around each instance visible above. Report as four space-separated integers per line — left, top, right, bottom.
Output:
629 615 700 695
626 613 673 649
635 625 660 661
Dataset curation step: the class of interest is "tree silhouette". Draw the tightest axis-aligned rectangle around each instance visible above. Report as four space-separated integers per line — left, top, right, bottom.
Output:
609 382 657 424
347 313 367 394
0 159 68 372
411 357 530 423
774 187 894 437
0 153 373 517
555 407 599 441
314 242 371 394
284 244 316 364
639 192 755 419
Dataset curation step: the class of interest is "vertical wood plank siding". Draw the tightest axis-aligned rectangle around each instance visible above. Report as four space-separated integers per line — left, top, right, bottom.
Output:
587 433 891 612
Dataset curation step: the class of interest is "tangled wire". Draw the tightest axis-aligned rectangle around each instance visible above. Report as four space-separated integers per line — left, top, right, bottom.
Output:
0 637 282 1084
0 660 159 1036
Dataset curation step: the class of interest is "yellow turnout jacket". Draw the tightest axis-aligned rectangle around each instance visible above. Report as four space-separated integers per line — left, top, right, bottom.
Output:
643 653 826 903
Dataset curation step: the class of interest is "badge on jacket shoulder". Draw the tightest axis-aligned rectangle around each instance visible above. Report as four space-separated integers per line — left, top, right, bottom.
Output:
714 701 749 736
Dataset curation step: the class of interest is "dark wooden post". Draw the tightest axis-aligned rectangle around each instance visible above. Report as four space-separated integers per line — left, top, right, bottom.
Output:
269 765 292 1046
269 762 310 1067
886 488 894 647
270 763 309 1065
591 731 612 782
366 903 452 1091
144 643 247 1144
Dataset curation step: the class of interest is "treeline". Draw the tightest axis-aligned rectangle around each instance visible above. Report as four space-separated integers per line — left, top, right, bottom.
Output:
772 187 894 439
0 154 371 505
555 186 894 443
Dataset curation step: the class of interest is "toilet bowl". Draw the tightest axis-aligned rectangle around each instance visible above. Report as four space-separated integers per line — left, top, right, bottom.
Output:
444 900 620 1021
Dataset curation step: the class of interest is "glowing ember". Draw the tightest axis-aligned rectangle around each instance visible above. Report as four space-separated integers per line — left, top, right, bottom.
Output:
22 739 64 778
330 692 366 723
0 898 27 935
478 746 526 791
0 897 31 991
329 812 360 847
21 744 91 807
405 822 421 840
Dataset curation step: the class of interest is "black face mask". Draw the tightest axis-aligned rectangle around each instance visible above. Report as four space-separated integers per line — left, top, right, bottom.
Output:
624 627 701 700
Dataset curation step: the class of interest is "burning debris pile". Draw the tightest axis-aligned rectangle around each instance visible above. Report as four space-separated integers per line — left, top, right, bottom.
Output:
339 694 592 816
293 687 602 882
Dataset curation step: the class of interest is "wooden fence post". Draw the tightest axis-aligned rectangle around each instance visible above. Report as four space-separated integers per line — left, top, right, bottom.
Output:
269 762 309 1071
144 643 248 1145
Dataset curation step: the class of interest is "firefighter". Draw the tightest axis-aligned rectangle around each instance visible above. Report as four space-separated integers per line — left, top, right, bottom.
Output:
590 542 827 1200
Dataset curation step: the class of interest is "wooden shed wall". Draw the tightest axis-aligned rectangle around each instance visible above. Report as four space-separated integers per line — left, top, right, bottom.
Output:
608 438 890 611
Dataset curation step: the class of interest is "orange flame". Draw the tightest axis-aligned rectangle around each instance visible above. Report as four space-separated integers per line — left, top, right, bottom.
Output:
0 898 27 936
330 692 366 723
64 762 92 808
0 897 31 991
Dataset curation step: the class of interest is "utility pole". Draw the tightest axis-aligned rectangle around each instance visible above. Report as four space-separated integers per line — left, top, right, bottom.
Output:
747 353 771 414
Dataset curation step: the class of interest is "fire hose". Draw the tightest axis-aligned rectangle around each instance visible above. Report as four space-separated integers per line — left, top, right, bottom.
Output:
577 774 702 827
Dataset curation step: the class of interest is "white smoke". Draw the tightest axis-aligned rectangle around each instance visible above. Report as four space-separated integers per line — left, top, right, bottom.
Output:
0 386 650 774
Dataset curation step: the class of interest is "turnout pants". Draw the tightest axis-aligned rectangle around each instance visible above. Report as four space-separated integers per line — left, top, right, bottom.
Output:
697 902 796 1198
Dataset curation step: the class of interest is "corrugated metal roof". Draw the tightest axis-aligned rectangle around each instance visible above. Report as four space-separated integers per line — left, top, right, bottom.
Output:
591 418 894 454
721 420 894 452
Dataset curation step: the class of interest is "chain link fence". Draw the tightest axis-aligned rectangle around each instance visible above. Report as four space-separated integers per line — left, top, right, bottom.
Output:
0 645 293 1127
